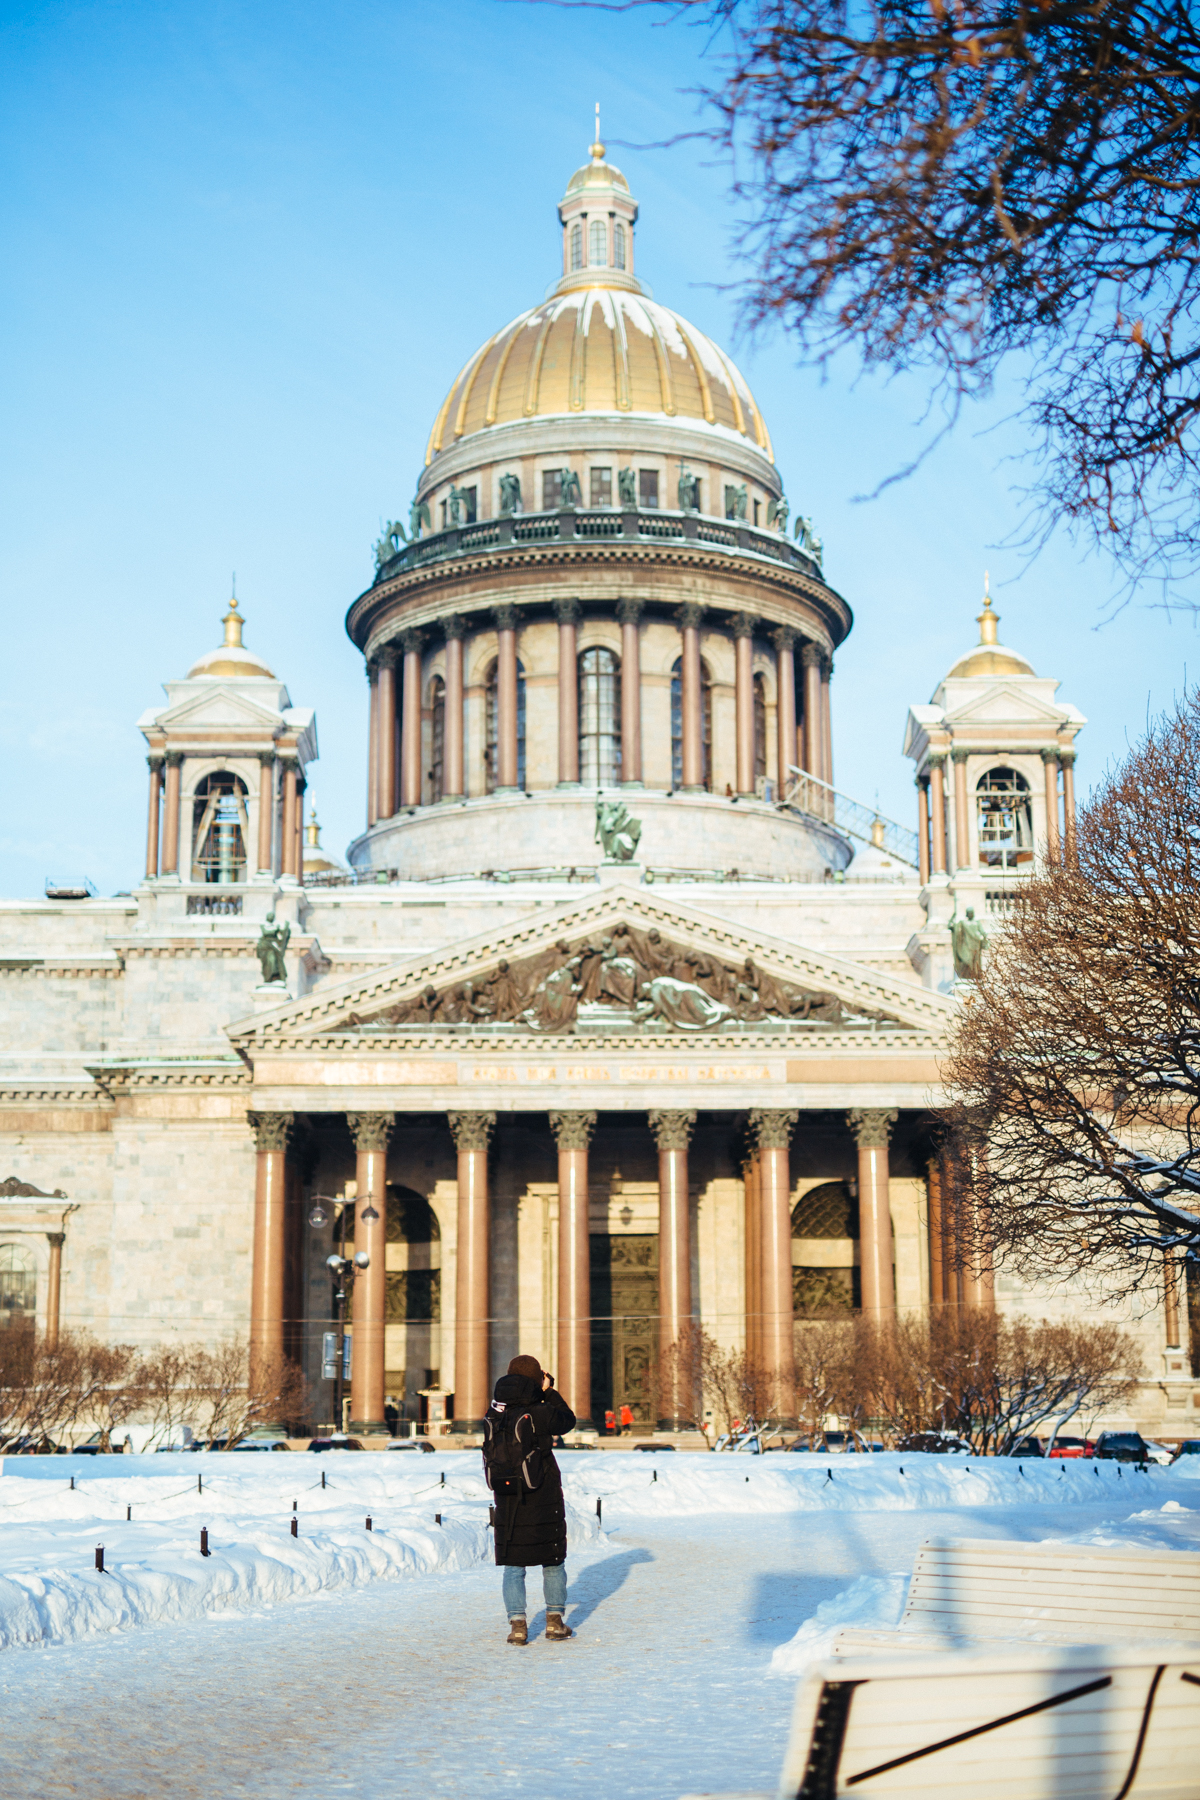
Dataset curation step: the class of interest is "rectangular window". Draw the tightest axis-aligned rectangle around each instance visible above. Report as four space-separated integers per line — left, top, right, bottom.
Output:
638 468 659 508
542 470 563 510
752 498 761 526
461 486 477 524
589 466 613 507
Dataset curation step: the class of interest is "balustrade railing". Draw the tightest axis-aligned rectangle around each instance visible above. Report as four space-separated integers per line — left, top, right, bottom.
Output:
372 506 821 581
782 767 919 867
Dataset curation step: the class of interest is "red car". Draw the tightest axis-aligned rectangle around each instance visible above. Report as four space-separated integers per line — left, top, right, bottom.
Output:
1045 1435 1095 1458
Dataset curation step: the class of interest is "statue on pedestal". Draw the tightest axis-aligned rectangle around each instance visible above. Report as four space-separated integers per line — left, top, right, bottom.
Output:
949 905 989 982
594 797 642 863
255 911 291 985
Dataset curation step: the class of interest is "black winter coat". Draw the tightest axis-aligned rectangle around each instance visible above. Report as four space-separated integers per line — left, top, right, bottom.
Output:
486 1373 576 1567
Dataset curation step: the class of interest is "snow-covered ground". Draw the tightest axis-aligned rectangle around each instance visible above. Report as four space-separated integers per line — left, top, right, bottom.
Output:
3 1451 1198 1798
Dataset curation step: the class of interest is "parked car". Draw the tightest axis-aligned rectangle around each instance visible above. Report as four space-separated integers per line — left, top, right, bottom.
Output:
72 1433 120 1455
896 1432 972 1455
1010 1438 1044 1457
1093 1430 1149 1463
1171 1439 1200 1463
306 1436 365 1452
230 1439 291 1452
632 1442 676 1452
387 1439 435 1453
1142 1439 1174 1466
1045 1435 1094 1459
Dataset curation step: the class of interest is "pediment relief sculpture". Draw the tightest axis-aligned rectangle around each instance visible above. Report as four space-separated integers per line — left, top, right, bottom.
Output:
341 925 897 1035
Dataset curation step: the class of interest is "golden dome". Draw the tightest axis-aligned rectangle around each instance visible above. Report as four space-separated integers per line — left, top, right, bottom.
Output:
946 587 1034 680
425 288 773 462
302 810 342 876
188 597 276 680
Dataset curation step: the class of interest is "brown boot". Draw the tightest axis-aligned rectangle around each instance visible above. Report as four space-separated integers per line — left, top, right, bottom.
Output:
544 1612 573 1641
506 1617 528 1646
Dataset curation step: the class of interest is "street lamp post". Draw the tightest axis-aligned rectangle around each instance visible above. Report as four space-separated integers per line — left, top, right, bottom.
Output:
308 1197 369 1437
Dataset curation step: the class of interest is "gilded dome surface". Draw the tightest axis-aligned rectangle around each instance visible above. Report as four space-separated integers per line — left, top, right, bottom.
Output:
945 593 1033 680
187 599 275 680
424 288 773 464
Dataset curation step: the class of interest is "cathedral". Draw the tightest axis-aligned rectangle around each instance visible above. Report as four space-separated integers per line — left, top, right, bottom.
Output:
1 139 1193 1441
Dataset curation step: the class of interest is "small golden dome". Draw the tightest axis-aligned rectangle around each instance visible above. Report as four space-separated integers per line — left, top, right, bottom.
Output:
188 596 276 680
302 809 342 876
946 583 1034 679
425 290 772 461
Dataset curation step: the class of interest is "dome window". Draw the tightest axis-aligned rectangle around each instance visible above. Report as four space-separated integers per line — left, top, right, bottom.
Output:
0 1243 35 1331
589 466 613 508
613 221 626 270
191 772 249 884
570 220 584 271
589 218 608 266
638 469 659 509
579 647 622 786
976 765 1033 869
671 657 713 790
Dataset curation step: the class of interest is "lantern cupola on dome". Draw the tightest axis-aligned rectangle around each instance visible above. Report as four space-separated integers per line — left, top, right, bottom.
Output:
556 106 640 295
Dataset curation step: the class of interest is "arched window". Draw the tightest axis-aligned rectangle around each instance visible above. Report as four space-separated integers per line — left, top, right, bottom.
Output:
569 221 584 271
753 673 767 786
191 772 249 884
791 1182 860 1317
428 676 445 804
670 657 713 790
0 1244 36 1331
579 647 621 785
485 658 526 793
589 218 607 266
613 221 627 270
976 766 1034 869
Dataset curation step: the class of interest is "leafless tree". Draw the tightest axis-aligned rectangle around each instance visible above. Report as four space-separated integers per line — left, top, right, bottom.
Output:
601 0 1200 590
947 691 1200 1303
793 1316 849 1442
0 1331 139 1450
136 1343 201 1450
187 1339 306 1448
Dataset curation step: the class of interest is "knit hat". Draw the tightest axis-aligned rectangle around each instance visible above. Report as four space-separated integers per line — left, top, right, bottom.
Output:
508 1354 543 1384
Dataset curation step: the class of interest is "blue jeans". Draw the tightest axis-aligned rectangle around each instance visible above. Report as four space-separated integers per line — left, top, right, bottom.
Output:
503 1562 567 1619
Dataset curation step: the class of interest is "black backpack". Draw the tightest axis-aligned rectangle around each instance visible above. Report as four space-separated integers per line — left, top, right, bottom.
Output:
482 1398 546 1495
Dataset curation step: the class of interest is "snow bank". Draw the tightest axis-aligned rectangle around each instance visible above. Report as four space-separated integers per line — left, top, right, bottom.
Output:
558 1449 1199 1518
770 1575 909 1676
0 1454 600 1652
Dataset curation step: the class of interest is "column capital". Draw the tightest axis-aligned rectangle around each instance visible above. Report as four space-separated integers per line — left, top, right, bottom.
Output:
951 746 970 764
730 611 757 639
146 753 164 772
248 1110 294 1153
549 1109 597 1150
448 1110 496 1152
399 628 425 656
648 1109 696 1151
615 596 644 626
800 641 823 669
676 602 704 631
1041 746 1061 765
748 1107 798 1150
165 750 184 768
554 597 583 626
772 624 797 652
847 1107 897 1149
366 655 380 681
346 1111 394 1154
821 653 834 680
926 751 947 770
443 613 467 641
493 604 520 633
1057 746 1077 767
45 1231 65 1249
258 749 276 768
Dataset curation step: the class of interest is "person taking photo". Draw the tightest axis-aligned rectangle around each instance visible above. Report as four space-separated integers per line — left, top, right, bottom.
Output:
482 1354 576 1645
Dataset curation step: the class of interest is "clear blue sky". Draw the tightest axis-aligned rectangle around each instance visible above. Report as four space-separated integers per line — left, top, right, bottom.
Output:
1 0 1191 897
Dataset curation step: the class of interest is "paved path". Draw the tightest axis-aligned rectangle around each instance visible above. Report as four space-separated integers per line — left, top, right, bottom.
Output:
4 1501 1180 1799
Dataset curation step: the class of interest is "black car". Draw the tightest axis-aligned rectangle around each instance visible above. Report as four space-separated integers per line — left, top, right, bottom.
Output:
896 1432 972 1455
1172 1439 1200 1463
632 1442 676 1452
306 1436 365 1452
1010 1437 1044 1457
1093 1430 1149 1464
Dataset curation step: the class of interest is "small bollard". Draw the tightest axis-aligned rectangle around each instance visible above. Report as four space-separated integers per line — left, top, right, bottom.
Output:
321 1470 326 1489
95 1545 105 1573
292 1499 297 1513
652 1468 657 1482
825 1469 833 1483
435 1512 442 1526
899 1466 904 1476
200 1528 210 1557
198 1474 203 1494
595 1497 601 1524
126 1504 132 1521
291 1516 298 1538
440 1471 445 1489
70 1476 75 1491
365 1515 373 1531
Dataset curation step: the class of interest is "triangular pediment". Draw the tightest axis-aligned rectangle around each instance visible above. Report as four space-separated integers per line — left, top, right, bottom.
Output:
227 883 953 1050
943 681 1066 727
159 687 284 730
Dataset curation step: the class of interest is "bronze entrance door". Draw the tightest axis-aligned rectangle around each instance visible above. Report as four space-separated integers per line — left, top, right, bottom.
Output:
589 1234 659 1424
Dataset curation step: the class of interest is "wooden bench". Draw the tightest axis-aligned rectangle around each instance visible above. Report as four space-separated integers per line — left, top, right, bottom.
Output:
681 1642 1200 1799
832 1538 1200 1656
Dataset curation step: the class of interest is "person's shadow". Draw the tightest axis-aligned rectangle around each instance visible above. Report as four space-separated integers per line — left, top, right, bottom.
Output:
535 1547 654 1636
